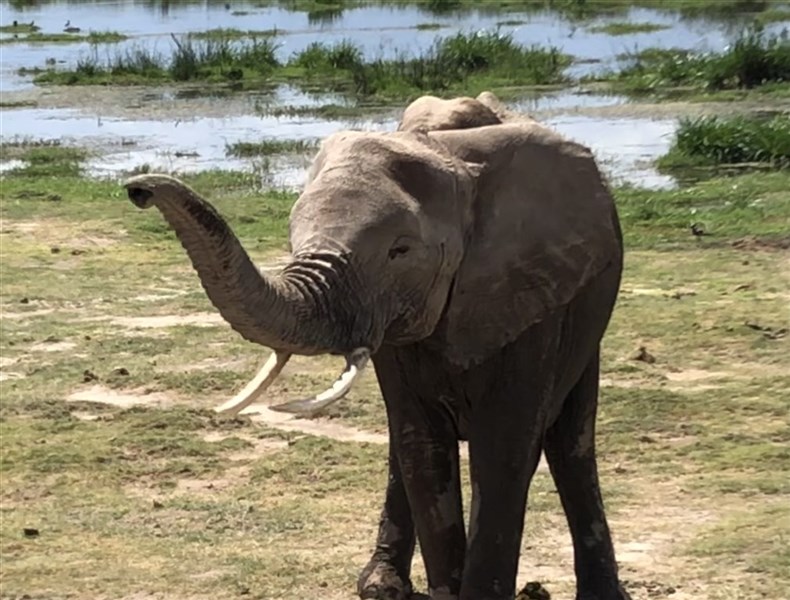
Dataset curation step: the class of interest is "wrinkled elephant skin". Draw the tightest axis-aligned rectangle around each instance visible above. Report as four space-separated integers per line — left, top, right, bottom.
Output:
124 92 632 600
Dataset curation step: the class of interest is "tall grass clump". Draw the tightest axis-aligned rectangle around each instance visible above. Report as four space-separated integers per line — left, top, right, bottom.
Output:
658 114 790 170
65 46 167 83
706 25 790 89
613 26 790 93
291 39 363 70
170 35 279 81
351 30 568 97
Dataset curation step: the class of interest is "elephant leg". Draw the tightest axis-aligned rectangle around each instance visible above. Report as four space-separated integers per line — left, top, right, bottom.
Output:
544 351 631 600
358 443 416 600
460 356 549 599
373 346 466 600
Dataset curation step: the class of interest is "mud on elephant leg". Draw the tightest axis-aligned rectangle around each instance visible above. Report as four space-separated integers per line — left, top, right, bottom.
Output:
372 345 467 599
544 352 632 600
358 444 416 600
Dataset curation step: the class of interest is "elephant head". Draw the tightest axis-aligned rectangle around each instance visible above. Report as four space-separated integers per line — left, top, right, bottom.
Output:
123 94 619 416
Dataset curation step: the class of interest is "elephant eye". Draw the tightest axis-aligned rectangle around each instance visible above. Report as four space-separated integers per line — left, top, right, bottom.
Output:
388 244 410 260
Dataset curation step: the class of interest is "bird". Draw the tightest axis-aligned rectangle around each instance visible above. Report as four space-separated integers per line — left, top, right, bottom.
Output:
690 222 709 237
64 20 81 33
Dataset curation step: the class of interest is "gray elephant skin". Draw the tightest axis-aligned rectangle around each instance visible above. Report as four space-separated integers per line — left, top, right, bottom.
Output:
124 92 630 600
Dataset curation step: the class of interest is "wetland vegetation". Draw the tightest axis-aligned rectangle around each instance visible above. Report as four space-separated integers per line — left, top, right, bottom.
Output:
658 114 790 171
31 31 570 98
0 30 127 44
595 26 790 96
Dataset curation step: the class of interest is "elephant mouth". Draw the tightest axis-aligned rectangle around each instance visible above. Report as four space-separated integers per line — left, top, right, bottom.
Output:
214 347 372 418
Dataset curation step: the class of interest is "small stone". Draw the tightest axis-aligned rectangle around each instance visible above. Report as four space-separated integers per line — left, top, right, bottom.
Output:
111 367 130 376
23 527 39 538
19 297 29 304
152 500 164 509
82 369 98 382
50 246 60 254
70 249 86 256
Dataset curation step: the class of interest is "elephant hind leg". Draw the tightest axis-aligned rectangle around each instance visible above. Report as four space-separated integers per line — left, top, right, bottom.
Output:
544 350 631 600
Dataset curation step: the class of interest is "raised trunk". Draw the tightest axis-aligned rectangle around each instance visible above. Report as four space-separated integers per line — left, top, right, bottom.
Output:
124 174 347 355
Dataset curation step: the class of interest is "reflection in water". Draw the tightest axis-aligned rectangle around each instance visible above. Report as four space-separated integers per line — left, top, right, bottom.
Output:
307 7 344 26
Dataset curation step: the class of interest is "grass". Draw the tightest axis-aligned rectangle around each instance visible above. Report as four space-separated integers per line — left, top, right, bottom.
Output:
0 145 88 177
0 30 127 44
615 170 790 247
416 22 443 30
600 26 790 96
1 158 789 597
341 31 569 98
588 21 670 36
190 27 280 40
263 0 790 18
755 8 790 24
1 163 789 598
0 100 36 108
657 114 790 172
0 22 39 33
30 31 569 98
225 139 319 157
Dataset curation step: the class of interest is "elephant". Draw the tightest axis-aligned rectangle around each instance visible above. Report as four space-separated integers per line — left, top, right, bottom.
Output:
398 94 503 133
123 91 629 600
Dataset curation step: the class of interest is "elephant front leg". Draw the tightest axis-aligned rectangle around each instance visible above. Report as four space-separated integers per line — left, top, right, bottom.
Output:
544 352 631 600
373 346 466 600
461 415 543 600
358 444 416 600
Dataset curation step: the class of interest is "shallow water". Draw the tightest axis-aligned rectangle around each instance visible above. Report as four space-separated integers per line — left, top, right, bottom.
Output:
2 1 787 91
0 85 672 189
3 1 776 188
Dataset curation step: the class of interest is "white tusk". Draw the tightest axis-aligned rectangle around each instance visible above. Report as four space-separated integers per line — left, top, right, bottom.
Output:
214 351 291 416
269 347 370 417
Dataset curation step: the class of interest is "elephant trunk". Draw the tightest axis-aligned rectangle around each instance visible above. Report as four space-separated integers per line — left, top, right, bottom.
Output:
123 174 346 356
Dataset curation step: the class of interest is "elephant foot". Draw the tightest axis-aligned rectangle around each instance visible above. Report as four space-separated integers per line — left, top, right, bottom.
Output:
357 558 413 600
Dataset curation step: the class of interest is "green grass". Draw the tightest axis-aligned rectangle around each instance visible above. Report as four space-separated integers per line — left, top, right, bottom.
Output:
657 115 790 172
755 7 790 24
615 170 790 247
0 30 127 44
597 26 790 96
225 139 319 157
190 27 279 40
290 39 364 71
0 99 37 108
1 145 88 177
1 162 789 598
0 22 39 33
264 0 790 18
30 31 569 98
344 31 569 98
588 21 670 36
415 22 443 30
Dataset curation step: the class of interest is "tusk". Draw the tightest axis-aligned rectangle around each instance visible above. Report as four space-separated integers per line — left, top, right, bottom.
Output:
269 347 370 417
215 351 291 415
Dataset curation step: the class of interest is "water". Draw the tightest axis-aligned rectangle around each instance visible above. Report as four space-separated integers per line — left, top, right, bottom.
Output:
2 2 787 91
3 1 782 188
0 86 673 189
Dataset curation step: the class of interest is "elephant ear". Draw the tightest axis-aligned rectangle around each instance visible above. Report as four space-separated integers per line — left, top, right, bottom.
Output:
429 123 622 368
